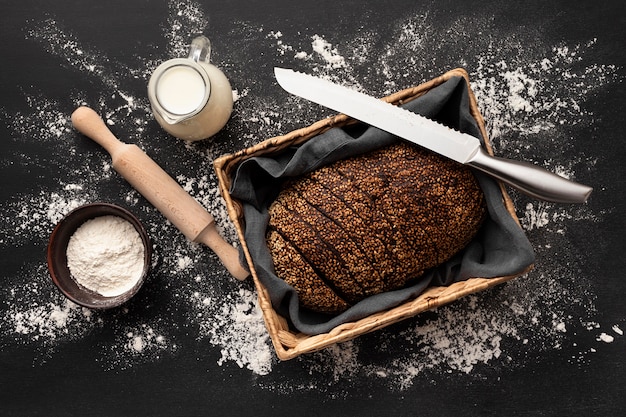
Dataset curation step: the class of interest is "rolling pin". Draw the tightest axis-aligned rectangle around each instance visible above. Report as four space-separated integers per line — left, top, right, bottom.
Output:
71 106 249 281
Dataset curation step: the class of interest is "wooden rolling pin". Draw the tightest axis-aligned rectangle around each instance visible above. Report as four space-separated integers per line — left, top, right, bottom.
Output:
71 106 249 281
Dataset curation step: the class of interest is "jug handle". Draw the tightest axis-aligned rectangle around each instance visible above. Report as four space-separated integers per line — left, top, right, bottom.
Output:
188 35 212 64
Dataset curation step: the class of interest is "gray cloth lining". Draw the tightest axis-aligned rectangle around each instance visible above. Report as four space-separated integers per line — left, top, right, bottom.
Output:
229 76 535 335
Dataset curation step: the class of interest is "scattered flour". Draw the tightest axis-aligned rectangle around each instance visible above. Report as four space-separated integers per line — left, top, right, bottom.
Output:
164 0 209 60
12 298 97 342
292 34 347 70
597 333 614 343
125 325 169 354
310 35 347 69
192 287 274 375
0 0 622 394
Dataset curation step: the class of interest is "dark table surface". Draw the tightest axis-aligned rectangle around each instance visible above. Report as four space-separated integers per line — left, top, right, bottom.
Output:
1 0 624 415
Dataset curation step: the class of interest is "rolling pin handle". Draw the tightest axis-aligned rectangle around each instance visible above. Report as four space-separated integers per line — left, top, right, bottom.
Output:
196 225 249 281
71 106 122 155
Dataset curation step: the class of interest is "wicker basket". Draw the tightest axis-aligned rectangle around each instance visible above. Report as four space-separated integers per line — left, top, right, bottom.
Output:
213 68 533 360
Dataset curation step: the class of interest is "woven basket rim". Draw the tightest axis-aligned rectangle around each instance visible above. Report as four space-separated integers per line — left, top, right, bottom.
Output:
214 68 532 360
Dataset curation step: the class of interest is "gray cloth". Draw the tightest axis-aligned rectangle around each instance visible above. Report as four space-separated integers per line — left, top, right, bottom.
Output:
229 76 535 335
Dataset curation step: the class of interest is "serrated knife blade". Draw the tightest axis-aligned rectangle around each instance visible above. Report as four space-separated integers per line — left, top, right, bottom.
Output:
274 67 592 203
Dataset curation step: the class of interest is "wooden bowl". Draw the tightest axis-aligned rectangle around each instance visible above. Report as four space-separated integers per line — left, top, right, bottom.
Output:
47 203 152 309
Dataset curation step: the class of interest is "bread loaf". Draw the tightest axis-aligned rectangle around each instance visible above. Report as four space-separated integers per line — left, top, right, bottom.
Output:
266 142 486 314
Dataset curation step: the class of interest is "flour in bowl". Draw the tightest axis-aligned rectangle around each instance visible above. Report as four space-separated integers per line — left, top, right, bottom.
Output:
66 215 145 297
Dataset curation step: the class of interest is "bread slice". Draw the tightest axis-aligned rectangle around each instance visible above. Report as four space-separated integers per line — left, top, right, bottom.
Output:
291 176 393 293
267 230 350 313
267 197 364 303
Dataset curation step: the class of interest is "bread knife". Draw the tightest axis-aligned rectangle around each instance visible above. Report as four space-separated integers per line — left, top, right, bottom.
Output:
274 67 592 204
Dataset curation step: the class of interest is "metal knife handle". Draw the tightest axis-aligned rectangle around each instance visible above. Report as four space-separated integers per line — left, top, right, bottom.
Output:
467 147 592 203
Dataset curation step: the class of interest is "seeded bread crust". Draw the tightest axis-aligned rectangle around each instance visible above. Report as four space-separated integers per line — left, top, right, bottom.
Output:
267 142 486 314
267 230 350 313
267 199 361 303
294 177 396 288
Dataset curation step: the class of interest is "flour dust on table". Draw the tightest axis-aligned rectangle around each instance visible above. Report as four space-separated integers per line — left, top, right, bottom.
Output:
0 0 622 392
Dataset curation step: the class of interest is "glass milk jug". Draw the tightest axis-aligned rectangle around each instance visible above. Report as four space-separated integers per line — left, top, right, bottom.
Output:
148 36 233 141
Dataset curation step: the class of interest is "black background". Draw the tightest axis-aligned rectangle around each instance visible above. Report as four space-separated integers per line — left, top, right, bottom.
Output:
1 0 625 415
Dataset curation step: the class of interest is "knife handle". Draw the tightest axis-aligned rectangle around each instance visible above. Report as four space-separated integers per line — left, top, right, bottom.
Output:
467 147 592 203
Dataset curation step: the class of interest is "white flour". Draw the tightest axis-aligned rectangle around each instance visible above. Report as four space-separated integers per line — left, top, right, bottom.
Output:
67 215 145 297
0 0 622 393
